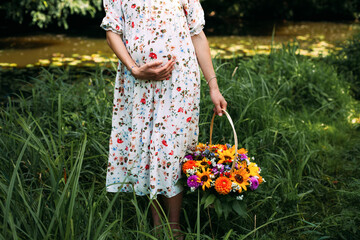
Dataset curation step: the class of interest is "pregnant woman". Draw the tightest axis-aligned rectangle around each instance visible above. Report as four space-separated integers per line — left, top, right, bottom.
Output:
101 0 227 237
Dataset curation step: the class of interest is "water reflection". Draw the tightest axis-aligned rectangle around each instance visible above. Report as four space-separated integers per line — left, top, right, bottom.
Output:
0 21 359 68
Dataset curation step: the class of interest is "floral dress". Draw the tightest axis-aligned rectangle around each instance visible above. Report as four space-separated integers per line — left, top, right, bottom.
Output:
100 0 205 199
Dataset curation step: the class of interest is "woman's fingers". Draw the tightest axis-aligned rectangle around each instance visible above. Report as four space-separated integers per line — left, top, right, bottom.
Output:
134 59 175 81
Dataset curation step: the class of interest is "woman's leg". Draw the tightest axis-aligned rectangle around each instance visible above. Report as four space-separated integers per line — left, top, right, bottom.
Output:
162 191 184 239
149 197 163 230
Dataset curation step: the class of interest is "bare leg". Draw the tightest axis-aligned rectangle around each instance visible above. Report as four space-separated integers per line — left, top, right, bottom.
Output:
162 191 184 240
149 197 164 236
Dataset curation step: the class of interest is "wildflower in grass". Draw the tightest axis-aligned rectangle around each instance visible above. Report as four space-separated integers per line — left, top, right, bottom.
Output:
197 169 213 190
230 168 250 193
249 176 259 190
182 160 197 173
215 176 232 195
187 175 200 188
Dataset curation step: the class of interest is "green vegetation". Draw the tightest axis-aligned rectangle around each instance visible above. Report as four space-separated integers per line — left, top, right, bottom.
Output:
1 40 359 239
1 0 359 29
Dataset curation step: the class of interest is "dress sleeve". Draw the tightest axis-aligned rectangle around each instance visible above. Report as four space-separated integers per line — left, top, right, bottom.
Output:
100 0 125 35
183 0 206 36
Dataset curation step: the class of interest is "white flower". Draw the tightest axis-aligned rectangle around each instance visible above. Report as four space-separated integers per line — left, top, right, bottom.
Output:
190 187 196 192
236 195 244 200
186 168 197 175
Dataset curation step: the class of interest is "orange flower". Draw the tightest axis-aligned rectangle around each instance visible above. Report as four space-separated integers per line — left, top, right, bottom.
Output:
182 160 197 173
237 148 248 155
214 176 232 195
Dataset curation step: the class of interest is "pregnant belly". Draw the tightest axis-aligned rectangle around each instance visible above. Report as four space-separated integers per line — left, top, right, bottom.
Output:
127 37 178 67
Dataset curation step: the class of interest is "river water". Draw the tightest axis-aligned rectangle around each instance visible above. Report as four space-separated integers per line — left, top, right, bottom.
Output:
0 21 359 68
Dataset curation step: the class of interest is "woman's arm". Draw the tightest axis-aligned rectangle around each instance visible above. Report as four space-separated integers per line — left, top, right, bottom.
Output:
191 30 227 116
105 31 175 81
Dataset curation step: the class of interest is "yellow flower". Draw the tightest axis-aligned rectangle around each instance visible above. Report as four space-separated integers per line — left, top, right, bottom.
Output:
239 161 259 176
217 145 236 164
196 169 213 191
195 143 207 151
237 148 248 155
196 157 210 171
230 168 250 193
214 176 232 195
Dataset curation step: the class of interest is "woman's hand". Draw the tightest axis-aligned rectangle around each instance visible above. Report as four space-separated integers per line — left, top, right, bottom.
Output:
209 88 227 116
132 60 175 81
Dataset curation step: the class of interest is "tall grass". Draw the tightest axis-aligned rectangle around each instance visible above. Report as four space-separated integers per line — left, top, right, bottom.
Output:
1 43 359 239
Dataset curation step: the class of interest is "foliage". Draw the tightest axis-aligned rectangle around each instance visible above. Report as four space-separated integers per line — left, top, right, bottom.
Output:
326 31 360 100
1 0 359 29
1 43 360 239
0 0 102 29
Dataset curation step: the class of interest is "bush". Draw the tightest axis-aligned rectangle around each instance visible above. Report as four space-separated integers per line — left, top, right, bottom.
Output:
327 32 360 100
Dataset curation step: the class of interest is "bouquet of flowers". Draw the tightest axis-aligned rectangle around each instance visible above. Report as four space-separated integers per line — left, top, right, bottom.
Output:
182 143 264 199
182 110 265 200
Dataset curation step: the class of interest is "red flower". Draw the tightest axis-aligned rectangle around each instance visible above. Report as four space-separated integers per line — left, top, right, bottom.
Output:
132 22 134 28
169 150 174 155
178 107 183 113
131 4 136 8
141 98 146 104
116 25 120 30
186 117 192 122
126 40 128 44
135 36 139 40
177 87 181 91
162 140 168 147
145 164 149 170
184 8 188 16
149 52 157 59
128 127 132 132
117 138 123 144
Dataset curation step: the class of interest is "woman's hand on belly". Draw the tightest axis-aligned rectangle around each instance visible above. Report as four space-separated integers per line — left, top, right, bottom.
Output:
132 59 175 81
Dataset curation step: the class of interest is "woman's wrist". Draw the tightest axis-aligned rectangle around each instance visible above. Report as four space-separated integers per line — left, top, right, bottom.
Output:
130 64 139 77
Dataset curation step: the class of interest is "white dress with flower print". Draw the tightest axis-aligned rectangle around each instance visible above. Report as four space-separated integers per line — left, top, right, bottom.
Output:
101 0 205 199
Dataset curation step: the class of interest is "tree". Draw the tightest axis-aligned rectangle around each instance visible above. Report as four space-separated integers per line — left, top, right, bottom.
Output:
1 0 102 29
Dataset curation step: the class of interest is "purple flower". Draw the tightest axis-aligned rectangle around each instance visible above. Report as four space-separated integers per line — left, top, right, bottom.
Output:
249 177 259 190
187 175 200 188
184 155 193 160
240 154 248 160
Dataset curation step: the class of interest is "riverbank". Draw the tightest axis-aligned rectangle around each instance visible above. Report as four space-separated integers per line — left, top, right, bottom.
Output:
1 21 359 68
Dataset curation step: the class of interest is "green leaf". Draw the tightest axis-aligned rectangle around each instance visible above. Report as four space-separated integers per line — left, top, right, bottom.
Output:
214 199 222 218
232 200 246 217
204 194 216 209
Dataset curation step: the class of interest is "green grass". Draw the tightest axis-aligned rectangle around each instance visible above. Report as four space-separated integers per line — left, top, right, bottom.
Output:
0 42 359 239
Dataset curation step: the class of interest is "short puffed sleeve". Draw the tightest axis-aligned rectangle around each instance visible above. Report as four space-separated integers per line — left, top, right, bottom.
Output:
183 0 206 36
100 0 125 35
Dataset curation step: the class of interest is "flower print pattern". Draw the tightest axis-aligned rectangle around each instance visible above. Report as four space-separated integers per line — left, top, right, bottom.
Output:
101 0 205 199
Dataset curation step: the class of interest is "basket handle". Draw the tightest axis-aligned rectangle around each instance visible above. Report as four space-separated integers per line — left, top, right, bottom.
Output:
209 109 238 173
